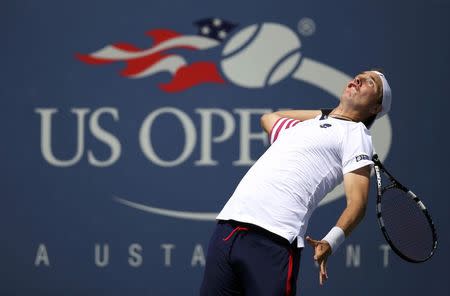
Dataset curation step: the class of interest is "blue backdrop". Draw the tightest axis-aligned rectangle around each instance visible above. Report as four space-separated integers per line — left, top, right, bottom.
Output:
2 0 449 295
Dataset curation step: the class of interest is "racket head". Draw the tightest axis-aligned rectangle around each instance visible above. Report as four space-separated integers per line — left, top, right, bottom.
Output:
373 159 438 263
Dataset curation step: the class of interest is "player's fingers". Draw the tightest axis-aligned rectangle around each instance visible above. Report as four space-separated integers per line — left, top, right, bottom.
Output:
306 236 319 260
314 245 324 261
320 260 325 275
320 259 328 279
314 244 326 261
306 236 319 248
320 271 327 286
319 261 328 286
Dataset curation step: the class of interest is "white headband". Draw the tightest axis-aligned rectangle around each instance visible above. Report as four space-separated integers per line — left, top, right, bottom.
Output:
371 71 392 119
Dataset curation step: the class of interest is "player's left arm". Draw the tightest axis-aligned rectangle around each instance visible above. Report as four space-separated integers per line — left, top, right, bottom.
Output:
306 165 370 285
337 165 371 235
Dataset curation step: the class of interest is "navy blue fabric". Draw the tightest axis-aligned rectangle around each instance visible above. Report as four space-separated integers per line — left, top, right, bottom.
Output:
200 221 302 296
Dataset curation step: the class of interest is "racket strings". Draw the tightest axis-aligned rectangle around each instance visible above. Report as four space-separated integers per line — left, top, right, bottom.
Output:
380 187 434 261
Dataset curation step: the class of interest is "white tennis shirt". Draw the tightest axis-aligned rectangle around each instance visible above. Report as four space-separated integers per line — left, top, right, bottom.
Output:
216 114 374 247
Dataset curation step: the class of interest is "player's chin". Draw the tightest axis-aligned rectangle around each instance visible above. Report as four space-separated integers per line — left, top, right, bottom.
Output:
342 94 357 104
340 93 352 102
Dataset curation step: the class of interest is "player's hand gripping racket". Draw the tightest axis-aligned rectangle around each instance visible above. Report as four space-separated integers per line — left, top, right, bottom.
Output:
373 154 437 263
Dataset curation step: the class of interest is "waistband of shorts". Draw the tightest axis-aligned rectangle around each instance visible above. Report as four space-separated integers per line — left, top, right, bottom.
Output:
218 219 297 248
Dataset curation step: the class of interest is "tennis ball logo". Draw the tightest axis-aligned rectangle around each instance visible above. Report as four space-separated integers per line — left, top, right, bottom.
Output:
221 23 302 88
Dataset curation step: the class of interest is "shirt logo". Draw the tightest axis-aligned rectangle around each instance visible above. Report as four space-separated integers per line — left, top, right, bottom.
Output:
320 123 332 128
356 154 370 162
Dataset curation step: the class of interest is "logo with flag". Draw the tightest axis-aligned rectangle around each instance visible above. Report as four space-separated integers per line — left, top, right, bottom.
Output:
76 18 237 92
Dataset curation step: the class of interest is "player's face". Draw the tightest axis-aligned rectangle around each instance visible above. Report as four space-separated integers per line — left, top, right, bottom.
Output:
342 71 382 113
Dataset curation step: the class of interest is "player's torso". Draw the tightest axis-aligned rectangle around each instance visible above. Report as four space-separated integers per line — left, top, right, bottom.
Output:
217 116 371 244
247 117 347 206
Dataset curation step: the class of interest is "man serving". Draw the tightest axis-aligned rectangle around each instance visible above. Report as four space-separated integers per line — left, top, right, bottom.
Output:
200 70 392 296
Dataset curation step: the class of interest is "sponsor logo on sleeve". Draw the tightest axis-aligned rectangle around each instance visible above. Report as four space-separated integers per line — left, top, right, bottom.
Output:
356 154 370 162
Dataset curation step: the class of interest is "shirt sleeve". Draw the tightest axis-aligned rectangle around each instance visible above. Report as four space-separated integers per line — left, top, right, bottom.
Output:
342 123 374 174
268 117 302 144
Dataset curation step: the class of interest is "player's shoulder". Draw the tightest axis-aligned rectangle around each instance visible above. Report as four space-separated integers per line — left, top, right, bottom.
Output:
338 121 373 149
358 122 372 137
347 121 372 136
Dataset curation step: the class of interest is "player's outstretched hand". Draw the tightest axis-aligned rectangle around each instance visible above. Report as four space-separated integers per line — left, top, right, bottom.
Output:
306 236 332 286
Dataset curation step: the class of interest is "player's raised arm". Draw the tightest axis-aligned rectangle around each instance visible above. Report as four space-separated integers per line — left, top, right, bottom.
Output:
260 110 321 134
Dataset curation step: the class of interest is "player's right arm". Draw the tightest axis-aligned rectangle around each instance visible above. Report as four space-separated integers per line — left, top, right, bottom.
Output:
260 110 321 134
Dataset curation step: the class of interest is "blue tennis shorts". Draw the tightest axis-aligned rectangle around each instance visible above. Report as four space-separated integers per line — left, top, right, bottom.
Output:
200 220 302 296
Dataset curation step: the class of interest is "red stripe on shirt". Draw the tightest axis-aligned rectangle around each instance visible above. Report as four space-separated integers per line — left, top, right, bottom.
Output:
285 118 294 128
272 118 289 143
287 119 299 128
268 117 285 143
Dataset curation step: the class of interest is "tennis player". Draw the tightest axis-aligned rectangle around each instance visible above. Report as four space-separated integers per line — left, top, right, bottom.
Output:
200 70 392 295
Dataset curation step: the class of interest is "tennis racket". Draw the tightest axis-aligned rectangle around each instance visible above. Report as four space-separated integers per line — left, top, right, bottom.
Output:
373 154 437 263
